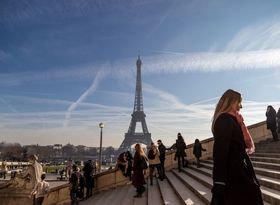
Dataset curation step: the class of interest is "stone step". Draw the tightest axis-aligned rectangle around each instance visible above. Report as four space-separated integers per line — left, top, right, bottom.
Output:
102 185 131 205
165 171 206 205
121 183 143 205
197 162 279 204
258 175 280 191
250 156 280 164
252 161 280 171
184 166 274 205
171 170 211 204
256 145 280 149
157 177 182 205
87 181 148 205
255 167 280 180
90 189 115 205
256 149 280 153
261 187 280 205
202 159 280 172
252 153 280 158
147 178 162 205
189 164 280 192
201 160 280 179
256 140 280 146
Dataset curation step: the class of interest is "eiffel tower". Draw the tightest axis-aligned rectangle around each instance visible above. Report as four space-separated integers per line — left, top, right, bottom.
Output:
118 56 152 152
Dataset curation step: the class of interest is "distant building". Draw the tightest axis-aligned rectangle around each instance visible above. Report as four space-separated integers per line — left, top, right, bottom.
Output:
53 144 62 157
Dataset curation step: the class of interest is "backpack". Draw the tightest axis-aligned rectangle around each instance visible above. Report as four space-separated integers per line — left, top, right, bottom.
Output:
148 149 155 160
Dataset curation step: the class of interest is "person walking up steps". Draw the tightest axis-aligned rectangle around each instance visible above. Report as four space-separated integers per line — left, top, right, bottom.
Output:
211 89 263 205
168 133 187 172
157 139 166 179
193 139 206 168
266 105 279 141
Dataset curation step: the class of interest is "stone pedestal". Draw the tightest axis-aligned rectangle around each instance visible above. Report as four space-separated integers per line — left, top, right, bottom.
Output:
0 188 33 205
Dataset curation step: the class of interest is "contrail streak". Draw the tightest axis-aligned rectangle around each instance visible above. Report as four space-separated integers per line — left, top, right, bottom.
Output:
143 49 280 74
63 69 108 128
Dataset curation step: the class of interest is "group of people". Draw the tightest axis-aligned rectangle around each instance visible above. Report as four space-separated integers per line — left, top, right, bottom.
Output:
130 88 271 204
115 150 133 180
118 132 208 198
2 89 274 205
266 105 280 141
124 139 167 198
126 136 207 198
69 160 95 205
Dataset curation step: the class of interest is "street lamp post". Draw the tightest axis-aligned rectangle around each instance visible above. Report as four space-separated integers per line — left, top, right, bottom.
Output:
98 122 104 173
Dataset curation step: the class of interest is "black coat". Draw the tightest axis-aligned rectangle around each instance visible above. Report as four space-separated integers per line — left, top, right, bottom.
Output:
132 152 145 188
158 144 166 160
193 142 206 158
266 109 277 130
212 113 263 205
170 139 187 157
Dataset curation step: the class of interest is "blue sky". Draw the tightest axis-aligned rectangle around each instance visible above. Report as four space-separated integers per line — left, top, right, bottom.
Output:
1 0 280 147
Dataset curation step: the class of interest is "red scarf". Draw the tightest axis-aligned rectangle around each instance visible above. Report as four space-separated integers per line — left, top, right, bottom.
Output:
234 112 255 154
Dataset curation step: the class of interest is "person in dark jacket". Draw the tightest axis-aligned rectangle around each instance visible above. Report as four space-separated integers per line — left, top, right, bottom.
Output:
276 108 280 134
69 165 80 205
211 89 263 205
157 139 166 179
82 160 94 198
168 133 187 172
132 143 147 198
266 105 279 141
193 139 206 168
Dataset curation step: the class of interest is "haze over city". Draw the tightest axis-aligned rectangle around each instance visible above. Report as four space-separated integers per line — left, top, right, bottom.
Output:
1 0 280 147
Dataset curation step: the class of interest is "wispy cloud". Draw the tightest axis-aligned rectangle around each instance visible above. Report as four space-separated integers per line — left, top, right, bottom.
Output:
2 48 280 87
225 20 280 52
143 49 280 73
63 69 108 128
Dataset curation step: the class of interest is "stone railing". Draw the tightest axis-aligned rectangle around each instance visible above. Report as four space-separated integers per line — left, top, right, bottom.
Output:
43 183 70 205
32 120 272 204
185 120 270 162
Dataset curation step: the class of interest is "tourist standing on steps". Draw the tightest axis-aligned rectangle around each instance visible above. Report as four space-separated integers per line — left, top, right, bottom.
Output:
168 133 187 172
211 89 263 205
1 160 7 179
193 139 206 168
132 143 147 198
266 105 279 141
83 160 94 198
157 139 166 179
69 164 80 205
276 108 280 134
147 142 162 186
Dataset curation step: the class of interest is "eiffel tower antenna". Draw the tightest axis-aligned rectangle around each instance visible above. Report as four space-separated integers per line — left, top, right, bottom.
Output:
118 56 152 152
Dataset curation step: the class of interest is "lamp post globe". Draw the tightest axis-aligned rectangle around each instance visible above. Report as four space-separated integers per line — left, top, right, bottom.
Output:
98 122 104 173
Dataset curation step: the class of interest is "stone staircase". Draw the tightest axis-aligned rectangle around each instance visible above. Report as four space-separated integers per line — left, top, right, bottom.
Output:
81 139 280 205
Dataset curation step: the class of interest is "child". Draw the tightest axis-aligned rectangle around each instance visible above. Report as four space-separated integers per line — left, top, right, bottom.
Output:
31 173 50 205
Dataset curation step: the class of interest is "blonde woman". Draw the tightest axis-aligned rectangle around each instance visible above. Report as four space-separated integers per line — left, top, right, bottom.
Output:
132 144 147 198
148 142 162 185
211 89 263 205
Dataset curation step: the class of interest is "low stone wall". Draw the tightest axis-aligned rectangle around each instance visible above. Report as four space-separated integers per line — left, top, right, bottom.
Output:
0 188 33 205
94 169 129 192
3 120 269 205
185 120 270 162
43 183 70 205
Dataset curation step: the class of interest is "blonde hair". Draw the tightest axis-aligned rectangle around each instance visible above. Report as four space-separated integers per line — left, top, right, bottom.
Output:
212 89 242 133
135 143 145 156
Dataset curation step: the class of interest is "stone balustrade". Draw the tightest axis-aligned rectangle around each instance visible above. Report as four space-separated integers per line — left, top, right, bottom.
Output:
1 121 270 205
